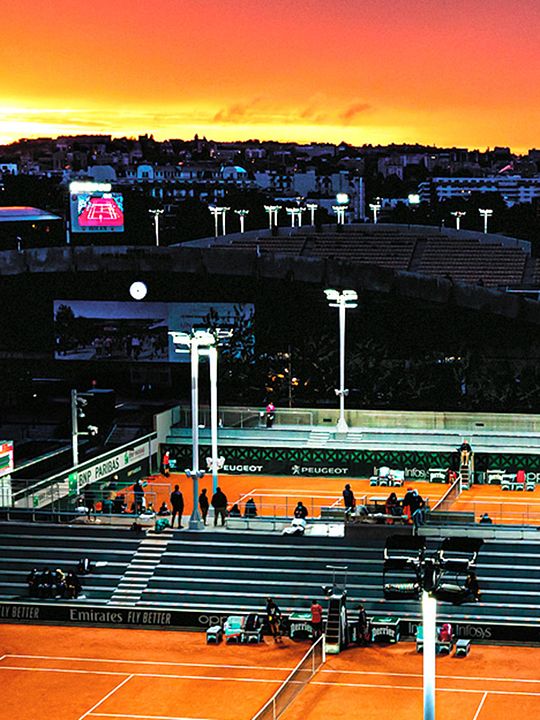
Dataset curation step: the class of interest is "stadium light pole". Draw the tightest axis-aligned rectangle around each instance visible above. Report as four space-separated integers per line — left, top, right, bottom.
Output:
450 211 466 230
149 209 164 247
479 208 493 234
264 205 281 229
324 289 358 433
306 202 318 226
234 209 249 233
369 199 381 224
221 207 231 236
169 330 217 530
332 204 347 225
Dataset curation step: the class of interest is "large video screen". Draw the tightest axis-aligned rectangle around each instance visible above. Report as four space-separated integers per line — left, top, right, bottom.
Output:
54 300 255 362
70 192 124 232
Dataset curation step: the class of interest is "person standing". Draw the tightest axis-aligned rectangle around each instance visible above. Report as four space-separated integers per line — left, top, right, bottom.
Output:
265 401 276 428
170 484 184 529
211 486 228 526
266 597 283 643
342 484 355 513
199 488 209 525
133 480 145 513
162 450 171 477
310 599 324 640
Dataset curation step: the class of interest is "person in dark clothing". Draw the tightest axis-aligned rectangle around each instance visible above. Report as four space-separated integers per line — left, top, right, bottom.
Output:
266 597 283 643
342 484 355 512
244 498 257 518
158 501 170 516
229 503 241 517
479 512 493 524
83 488 95 518
199 488 209 525
170 484 184 528
465 571 481 601
211 487 228 526
459 439 473 467
294 501 308 520
26 568 39 597
356 604 370 644
133 480 145 513
112 494 126 514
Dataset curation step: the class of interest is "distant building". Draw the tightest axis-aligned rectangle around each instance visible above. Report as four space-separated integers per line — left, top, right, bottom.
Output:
419 176 540 207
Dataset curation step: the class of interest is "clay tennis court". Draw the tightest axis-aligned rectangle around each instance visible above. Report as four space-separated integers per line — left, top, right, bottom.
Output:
1 624 539 720
137 474 540 525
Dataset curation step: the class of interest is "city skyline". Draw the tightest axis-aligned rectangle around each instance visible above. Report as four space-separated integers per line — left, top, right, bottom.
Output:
1 0 539 151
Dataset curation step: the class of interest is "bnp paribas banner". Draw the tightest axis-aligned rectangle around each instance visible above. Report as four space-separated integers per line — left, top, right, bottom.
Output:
165 443 540 479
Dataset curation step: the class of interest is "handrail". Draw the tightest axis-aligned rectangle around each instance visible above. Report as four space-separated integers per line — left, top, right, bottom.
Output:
12 432 157 500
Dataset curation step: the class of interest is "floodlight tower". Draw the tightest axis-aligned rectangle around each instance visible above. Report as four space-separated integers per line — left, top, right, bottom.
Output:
324 289 358 433
479 208 493 234
369 199 381 224
149 209 164 246
209 206 221 237
220 206 231 236
264 205 281 229
234 209 249 233
383 536 484 720
169 329 216 530
450 211 466 230
286 207 303 228
306 202 318 226
332 205 347 225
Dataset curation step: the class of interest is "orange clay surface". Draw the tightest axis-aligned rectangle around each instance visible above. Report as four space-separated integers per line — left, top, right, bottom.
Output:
0 624 539 720
138 474 540 525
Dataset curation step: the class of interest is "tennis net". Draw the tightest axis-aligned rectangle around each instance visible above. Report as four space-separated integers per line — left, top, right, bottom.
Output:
432 477 462 512
251 635 326 720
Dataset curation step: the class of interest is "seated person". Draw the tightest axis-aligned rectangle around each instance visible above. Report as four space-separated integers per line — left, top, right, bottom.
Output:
54 568 66 597
101 496 113 514
438 623 453 644
293 502 308 520
515 469 526 486
385 492 400 515
65 571 82 599
244 498 258 518
229 503 241 517
479 512 493 524
112 494 127 513
282 517 307 536
465 571 481 601
26 568 39 597
157 501 170 516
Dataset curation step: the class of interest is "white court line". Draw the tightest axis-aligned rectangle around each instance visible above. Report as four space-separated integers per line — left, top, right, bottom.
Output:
457 496 540 505
2 664 539 697
236 489 257 504
91 715 215 720
5 654 292 672
9 656 540 687
242 492 341 500
78 674 134 720
0 665 282 684
0 655 5 662
312 680 540 697
321 669 540 685
472 691 489 720
0 666 125 676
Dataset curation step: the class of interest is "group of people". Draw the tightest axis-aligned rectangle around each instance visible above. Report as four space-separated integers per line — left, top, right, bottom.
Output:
229 498 258 519
26 567 82 599
265 596 371 645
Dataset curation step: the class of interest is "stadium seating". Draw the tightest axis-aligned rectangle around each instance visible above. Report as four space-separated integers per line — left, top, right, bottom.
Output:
217 229 530 289
0 521 142 602
1 523 539 629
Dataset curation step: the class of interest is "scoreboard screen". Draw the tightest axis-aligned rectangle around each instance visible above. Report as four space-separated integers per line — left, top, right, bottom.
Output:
70 192 124 233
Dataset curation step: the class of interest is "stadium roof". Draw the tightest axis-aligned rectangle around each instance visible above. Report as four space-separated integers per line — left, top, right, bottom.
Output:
0 206 61 223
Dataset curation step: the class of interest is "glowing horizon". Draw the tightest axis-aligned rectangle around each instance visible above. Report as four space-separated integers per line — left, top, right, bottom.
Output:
1 0 539 153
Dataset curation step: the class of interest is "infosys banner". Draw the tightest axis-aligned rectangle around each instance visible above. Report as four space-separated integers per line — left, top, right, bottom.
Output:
0 602 537 644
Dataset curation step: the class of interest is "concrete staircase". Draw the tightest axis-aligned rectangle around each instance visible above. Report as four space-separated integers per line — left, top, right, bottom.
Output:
108 527 173 606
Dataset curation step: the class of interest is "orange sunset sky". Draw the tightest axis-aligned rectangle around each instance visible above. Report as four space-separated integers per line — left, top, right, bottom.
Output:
1 0 539 150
